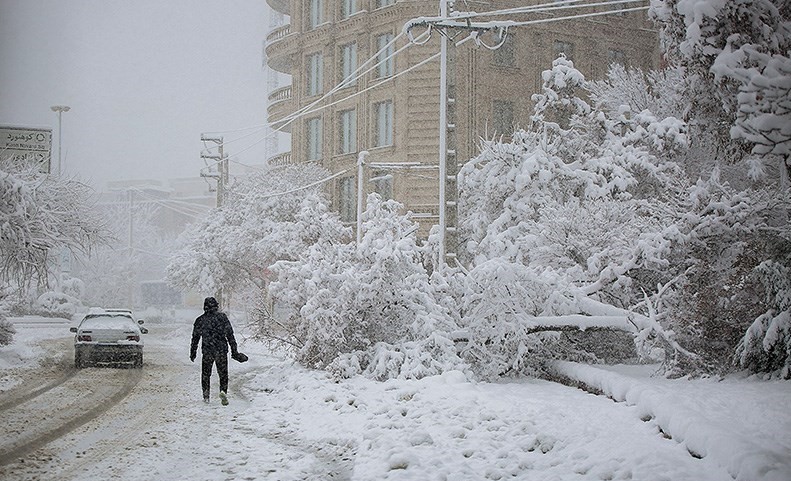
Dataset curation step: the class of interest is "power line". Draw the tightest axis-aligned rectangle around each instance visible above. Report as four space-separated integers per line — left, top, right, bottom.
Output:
199 30 432 174
200 30 420 157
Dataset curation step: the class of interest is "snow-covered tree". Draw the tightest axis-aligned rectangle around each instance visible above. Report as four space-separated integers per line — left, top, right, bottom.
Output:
455 56 696 378
735 259 791 378
456 44 791 377
167 164 345 296
650 0 791 181
72 199 168 308
0 311 14 346
0 157 106 288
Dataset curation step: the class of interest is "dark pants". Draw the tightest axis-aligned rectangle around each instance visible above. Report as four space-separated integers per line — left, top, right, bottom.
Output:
201 350 228 398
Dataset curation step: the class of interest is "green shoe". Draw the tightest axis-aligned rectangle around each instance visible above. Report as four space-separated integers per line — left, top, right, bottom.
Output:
219 391 228 406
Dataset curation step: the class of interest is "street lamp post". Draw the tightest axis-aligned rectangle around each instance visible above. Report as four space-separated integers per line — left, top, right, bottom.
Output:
50 105 70 175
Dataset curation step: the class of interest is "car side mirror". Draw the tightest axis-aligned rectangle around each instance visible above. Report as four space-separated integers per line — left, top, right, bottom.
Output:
140 327 149 334
70 327 77 333
137 320 145 325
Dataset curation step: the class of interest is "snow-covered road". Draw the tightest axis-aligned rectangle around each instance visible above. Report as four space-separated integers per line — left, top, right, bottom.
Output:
0 315 788 480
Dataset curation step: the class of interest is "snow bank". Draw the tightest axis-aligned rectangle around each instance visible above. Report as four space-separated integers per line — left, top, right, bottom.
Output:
551 361 791 481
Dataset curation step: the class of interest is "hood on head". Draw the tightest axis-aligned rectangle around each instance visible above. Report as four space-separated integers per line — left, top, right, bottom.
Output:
203 296 219 311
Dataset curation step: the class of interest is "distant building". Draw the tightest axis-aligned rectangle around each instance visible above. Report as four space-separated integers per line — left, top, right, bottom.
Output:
265 0 660 256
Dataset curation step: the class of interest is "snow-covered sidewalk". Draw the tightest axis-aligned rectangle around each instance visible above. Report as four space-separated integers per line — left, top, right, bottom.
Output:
551 361 791 481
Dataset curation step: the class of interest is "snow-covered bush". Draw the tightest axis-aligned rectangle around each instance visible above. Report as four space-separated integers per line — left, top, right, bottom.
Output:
736 260 791 378
269 194 461 379
60 276 86 300
0 312 14 346
34 291 81 319
330 334 469 381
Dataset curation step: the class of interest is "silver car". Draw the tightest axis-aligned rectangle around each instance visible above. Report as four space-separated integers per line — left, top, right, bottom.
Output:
71 313 146 368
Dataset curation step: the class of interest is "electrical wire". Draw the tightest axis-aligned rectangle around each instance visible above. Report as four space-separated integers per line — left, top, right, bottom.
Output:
127 187 210 218
232 168 351 201
200 30 421 157
220 48 445 162
202 2 649 175
199 30 433 173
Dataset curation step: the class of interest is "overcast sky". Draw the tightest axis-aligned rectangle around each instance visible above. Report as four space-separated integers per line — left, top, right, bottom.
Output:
0 0 277 189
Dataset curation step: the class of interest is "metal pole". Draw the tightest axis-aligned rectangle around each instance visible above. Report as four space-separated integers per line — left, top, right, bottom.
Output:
199 134 227 308
57 111 62 174
357 151 368 245
50 105 70 175
437 0 449 270
128 189 134 249
217 139 225 308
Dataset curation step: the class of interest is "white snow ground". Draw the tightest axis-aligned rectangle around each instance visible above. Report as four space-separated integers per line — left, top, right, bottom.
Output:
1 314 790 480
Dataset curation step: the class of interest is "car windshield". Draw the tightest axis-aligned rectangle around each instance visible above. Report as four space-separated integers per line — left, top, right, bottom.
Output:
80 316 138 331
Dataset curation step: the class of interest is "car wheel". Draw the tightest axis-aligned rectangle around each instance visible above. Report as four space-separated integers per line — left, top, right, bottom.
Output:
75 352 84 369
133 353 143 369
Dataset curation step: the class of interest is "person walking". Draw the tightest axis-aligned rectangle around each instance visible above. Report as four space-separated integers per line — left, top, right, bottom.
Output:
190 296 238 405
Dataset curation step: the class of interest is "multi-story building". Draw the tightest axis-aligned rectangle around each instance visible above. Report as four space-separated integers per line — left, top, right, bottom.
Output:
265 0 659 256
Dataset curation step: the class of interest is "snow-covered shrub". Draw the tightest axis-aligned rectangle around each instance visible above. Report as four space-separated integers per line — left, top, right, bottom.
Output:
60 276 85 300
34 291 81 319
455 259 598 379
736 260 791 378
329 334 469 381
658 172 791 375
269 194 461 378
0 284 35 316
0 312 14 346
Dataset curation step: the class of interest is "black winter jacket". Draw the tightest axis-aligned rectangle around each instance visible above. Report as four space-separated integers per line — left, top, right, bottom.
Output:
190 308 238 357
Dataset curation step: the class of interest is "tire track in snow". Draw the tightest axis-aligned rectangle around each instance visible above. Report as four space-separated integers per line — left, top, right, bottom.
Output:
0 368 78 412
0 367 142 466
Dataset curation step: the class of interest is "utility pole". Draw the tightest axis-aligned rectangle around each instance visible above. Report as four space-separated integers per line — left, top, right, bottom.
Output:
437 0 461 271
50 105 70 175
200 134 228 308
438 0 449 271
356 151 368 245
128 188 135 308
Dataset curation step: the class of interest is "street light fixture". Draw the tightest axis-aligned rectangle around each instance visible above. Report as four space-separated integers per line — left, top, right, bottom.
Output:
50 105 70 175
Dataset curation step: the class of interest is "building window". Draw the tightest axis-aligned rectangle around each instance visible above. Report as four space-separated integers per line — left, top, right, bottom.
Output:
340 43 358 86
307 117 323 161
553 40 574 61
370 170 393 201
492 100 514 136
339 177 356 222
340 0 357 19
608 49 626 66
374 100 394 147
375 33 395 78
493 34 515 67
375 0 395 7
339 109 357 154
307 52 323 96
308 0 323 29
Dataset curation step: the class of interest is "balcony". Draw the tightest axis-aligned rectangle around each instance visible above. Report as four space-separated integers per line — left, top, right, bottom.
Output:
267 85 293 133
267 151 292 167
265 24 296 74
266 0 290 15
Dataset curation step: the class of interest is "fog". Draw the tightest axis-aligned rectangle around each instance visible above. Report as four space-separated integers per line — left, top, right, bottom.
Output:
0 0 273 189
